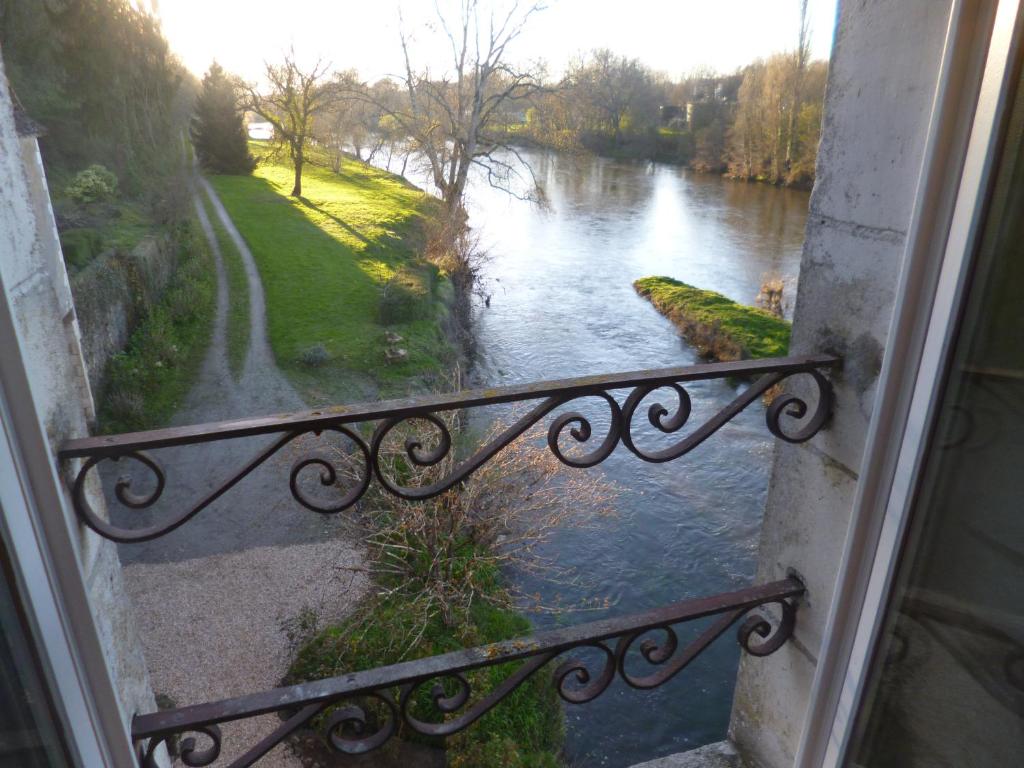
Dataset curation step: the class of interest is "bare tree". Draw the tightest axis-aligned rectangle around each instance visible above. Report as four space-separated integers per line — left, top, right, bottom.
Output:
566 48 659 144
377 1 547 218
243 50 337 196
313 69 367 172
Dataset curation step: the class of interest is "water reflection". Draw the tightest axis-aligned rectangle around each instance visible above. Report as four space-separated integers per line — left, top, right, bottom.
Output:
391 148 808 766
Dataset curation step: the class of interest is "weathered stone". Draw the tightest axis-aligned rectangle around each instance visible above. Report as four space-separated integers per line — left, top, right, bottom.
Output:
630 740 750 768
726 3 956 767
0 56 160 759
70 234 178 398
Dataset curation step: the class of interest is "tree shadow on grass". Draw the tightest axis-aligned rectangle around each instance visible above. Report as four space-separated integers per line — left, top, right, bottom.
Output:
296 196 410 261
296 196 372 246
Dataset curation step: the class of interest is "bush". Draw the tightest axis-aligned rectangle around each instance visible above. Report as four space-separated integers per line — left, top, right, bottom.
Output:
284 412 619 765
379 265 435 325
65 164 119 204
60 227 105 269
298 343 330 368
286 576 565 768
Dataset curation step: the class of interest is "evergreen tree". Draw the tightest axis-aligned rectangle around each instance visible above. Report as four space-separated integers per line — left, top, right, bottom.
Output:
191 62 255 174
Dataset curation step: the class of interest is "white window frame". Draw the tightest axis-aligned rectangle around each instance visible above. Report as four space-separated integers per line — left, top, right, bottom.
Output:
796 0 1024 765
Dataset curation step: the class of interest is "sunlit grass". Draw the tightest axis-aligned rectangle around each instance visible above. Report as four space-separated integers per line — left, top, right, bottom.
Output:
208 144 451 403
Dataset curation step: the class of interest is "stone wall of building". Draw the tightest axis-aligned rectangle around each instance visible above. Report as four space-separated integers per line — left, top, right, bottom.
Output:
0 55 159 750
728 2 955 766
71 235 178 399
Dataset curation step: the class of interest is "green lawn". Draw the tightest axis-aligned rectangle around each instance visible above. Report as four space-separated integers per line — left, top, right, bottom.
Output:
208 145 451 404
634 275 790 360
200 188 250 380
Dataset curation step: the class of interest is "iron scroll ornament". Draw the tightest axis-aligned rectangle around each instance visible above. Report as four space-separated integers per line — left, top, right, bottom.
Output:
62 357 836 544
133 578 805 766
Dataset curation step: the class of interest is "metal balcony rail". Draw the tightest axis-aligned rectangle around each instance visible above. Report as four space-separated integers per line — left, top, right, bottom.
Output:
57 353 838 765
59 354 838 544
132 578 805 767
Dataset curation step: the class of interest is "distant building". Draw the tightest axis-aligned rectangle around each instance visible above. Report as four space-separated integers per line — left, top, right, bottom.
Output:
247 121 274 141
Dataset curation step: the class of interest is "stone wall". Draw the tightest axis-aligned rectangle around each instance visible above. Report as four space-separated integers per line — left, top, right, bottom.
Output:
0 56 159 756
71 234 178 398
727 1 955 766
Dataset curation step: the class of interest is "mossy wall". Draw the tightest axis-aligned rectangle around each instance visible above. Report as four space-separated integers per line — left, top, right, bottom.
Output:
70 234 179 397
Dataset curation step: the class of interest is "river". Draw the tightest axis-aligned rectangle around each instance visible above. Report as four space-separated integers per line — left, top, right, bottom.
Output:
394 148 810 766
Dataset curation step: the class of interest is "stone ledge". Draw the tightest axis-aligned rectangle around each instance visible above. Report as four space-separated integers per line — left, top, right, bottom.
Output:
629 740 751 768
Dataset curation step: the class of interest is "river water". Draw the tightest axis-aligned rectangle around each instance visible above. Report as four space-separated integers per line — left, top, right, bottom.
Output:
394 149 809 766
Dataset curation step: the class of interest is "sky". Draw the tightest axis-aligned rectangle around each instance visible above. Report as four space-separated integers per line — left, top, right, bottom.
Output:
157 0 839 84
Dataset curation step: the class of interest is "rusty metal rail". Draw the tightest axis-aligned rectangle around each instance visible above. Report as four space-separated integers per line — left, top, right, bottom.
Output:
58 355 837 764
132 578 805 766
59 354 838 543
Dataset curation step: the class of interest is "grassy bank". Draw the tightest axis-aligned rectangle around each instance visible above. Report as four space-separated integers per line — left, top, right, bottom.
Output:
199 189 250 379
99 219 216 432
634 276 790 360
287 548 563 768
208 144 452 404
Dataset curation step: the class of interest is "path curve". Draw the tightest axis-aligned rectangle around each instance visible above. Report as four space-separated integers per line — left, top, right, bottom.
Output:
117 181 367 766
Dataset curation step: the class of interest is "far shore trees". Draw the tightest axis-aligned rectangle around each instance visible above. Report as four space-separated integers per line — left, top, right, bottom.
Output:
191 62 255 174
725 55 827 185
243 51 338 197
565 49 660 146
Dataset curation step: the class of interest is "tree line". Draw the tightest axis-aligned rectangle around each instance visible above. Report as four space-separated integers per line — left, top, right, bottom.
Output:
1 0 192 190
520 1 826 187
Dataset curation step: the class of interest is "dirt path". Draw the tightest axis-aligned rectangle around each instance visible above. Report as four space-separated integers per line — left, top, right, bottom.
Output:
118 182 367 766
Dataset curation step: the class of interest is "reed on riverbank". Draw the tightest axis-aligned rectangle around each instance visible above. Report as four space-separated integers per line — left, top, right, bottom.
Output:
634 276 790 361
285 411 618 766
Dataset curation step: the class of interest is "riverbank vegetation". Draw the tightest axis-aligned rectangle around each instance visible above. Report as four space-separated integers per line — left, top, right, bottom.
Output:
208 143 453 403
99 221 216 432
286 413 616 766
508 48 826 188
634 276 791 361
501 2 825 187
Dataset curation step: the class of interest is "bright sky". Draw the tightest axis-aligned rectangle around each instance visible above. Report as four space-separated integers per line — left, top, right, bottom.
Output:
158 0 839 84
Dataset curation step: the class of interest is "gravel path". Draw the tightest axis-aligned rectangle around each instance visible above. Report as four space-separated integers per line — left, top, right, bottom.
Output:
117 181 368 766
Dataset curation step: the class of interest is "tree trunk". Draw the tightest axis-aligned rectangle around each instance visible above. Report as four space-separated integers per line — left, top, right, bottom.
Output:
291 144 303 197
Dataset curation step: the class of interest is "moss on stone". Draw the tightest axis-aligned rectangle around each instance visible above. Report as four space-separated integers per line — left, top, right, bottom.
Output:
634 275 790 360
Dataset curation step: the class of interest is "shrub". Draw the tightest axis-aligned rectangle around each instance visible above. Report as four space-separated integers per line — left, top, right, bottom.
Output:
65 164 119 204
298 343 330 367
285 411 618 765
104 385 145 427
379 265 435 325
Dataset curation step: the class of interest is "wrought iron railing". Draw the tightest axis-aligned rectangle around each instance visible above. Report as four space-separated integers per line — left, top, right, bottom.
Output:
58 354 838 766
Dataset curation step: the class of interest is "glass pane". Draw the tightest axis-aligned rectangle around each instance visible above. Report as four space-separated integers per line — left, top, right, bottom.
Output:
846 60 1024 767
0 536 69 767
